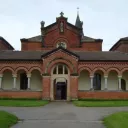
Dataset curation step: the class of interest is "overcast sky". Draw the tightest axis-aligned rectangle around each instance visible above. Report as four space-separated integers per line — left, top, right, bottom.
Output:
0 0 128 51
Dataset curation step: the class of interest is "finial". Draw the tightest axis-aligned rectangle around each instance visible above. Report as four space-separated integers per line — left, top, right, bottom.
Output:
40 21 45 28
77 7 79 15
60 12 64 17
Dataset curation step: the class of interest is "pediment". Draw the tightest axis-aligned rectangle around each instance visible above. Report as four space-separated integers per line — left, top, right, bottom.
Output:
41 47 79 59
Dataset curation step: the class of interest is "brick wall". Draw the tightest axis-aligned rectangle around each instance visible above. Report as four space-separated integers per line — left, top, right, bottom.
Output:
0 40 12 50
70 76 78 99
0 91 42 99
21 42 43 51
42 76 50 100
21 18 102 52
112 43 128 53
81 42 102 51
78 91 128 99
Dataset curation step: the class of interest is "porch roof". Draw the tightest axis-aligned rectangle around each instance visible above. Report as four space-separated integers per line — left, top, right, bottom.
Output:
0 50 128 61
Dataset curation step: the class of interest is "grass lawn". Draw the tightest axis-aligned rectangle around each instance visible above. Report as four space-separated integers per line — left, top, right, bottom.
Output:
73 100 128 107
0 111 18 128
103 111 128 128
0 100 49 107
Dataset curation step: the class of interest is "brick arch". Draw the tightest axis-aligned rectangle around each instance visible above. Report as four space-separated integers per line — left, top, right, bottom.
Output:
53 37 69 48
92 67 106 75
15 67 28 74
46 59 74 74
0 67 14 74
121 68 128 75
78 66 92 75
28 67 42 74
106 68 120 76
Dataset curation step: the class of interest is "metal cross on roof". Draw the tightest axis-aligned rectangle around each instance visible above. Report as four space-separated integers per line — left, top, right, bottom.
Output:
60 12 64 17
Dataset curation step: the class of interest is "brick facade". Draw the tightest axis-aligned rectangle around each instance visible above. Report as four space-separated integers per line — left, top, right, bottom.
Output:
0 12 128 100
78 91 128 99
110 38 128 53
111 43 128 53
0 91 42 99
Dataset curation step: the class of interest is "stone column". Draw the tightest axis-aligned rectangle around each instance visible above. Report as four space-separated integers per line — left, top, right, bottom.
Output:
0 74 3 90
104 76 108 90
90 75 94 90
118 76 122 90
27 74 31 90
12 74 17 89
63 65 65 74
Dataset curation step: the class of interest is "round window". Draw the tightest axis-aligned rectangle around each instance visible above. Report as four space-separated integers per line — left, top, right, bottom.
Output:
57 42 67 49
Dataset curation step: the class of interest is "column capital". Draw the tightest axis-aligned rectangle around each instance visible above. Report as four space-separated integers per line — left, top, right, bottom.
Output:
0 74 3 77
12 74 17 78
118 75 122 78
27 73 31 78
104 75 108 78
90 75 94 78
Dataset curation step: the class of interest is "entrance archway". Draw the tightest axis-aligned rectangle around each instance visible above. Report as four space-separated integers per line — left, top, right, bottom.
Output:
50 64 70 101
54 78 67 100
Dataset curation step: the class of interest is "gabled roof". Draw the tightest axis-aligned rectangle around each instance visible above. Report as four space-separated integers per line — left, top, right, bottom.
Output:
27 35 42 42
110 37 128 51
41 46 79 59
81 36 103 43
43 22 57 30
21 35 103 43
0 36 14 50
20 35 42 42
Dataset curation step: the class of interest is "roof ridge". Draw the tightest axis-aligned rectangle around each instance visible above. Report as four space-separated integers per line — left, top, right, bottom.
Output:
28 35 41 39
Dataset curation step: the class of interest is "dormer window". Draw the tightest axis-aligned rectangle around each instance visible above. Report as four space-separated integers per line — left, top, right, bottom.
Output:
57 42 67 49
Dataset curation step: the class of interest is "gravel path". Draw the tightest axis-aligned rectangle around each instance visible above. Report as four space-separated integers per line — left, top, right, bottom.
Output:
0 102 128 128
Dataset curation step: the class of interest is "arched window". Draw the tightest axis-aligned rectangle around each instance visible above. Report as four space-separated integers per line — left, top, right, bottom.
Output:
93 73 101 90
53 64 68 75
121 79 126 91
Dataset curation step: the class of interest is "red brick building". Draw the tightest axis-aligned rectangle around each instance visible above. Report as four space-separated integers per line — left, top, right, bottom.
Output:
0 12 128 100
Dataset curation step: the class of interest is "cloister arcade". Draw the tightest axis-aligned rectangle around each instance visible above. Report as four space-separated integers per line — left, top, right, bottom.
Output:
0 67 42 91
0 66 127 92
78 68 128 91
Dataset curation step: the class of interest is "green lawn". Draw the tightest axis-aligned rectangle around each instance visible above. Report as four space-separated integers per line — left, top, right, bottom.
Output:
73 100 128 107
0 111 18 128
0 100 49 107
103 112 128 128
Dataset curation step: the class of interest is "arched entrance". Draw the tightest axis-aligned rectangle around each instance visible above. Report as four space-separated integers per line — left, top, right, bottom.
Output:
51 64 70 101
54 78 67 100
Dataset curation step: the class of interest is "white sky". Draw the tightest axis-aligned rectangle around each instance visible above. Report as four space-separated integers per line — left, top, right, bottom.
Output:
0 0 128 51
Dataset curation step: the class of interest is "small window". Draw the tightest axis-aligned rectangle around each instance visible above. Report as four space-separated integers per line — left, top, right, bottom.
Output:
52 64 68 75
58 65 63 74
64 66 68 74
53 67 57 74
57 42 67 49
